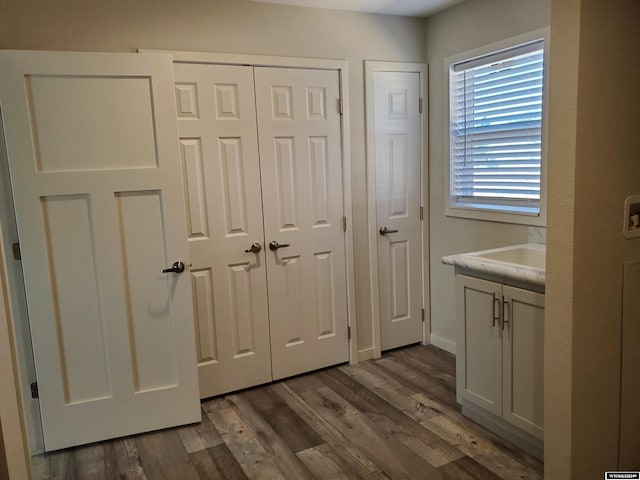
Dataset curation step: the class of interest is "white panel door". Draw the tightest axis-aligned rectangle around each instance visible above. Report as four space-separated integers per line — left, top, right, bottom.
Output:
373 71 423 351
254 67 349 380
174 63 272 398
0 51 200 451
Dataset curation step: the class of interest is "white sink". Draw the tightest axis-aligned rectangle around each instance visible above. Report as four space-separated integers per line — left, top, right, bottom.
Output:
472 244 545 270
442 244 546 287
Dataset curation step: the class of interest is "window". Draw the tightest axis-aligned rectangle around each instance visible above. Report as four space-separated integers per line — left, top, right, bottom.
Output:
447 33 547 223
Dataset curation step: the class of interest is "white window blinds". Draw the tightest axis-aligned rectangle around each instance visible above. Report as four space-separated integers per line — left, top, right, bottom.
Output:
449 40 544 215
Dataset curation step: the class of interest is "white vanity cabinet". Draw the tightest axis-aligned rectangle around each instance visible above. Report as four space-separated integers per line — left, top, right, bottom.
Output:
456 274 544 452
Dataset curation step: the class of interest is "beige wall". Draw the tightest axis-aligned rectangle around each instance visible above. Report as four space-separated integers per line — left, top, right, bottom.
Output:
544 0 580 476
0 0 428 359
546 0 640 477
425 0 550 352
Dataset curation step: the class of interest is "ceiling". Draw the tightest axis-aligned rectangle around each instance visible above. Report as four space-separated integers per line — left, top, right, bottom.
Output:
248 0 467 17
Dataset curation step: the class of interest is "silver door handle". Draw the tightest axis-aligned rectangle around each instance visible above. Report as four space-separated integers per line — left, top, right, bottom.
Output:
161 261 185 274
244 242 262 254
269 241 290 251
379 226 398 235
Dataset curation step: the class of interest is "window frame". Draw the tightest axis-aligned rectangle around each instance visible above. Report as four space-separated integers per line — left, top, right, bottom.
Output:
444 28 549 226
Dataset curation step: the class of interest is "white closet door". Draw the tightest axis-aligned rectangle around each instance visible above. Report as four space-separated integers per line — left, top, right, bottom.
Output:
373 71 423 351
254 67 349 380
174 63 272 398
0 51 200 451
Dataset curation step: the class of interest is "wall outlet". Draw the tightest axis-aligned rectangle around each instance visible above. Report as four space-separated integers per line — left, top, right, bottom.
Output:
623 195 640 239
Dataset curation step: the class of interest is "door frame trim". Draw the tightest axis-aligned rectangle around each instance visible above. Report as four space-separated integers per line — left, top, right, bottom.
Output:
0 104 44 456
0 224 32 480
140 49 358 365
364 61 430 359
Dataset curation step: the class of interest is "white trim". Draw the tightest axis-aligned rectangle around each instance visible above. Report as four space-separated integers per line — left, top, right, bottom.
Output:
430 334 456 355
338 66 358 366
443 27 550 227
0 224 32 479
139 49 344 70
144 49 359 364
357 347 375 363
364 61 430 358
0 108 43 456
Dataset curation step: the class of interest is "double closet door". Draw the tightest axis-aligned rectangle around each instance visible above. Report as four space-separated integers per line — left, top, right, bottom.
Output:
174 63 349 398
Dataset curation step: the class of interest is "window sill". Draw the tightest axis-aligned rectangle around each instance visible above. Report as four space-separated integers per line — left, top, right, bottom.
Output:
445 204 546 226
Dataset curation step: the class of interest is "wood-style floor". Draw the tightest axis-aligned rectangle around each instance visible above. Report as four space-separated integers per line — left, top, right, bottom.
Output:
31 345 543 479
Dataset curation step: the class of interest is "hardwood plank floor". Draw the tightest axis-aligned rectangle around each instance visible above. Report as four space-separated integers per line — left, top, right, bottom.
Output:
30 345 543 479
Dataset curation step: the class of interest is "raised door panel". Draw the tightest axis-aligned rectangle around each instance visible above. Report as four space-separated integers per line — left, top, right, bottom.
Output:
174 63 272 398
39 195 111 404
0 51 200 451
456 275 502 417
254 67 348 380
374 71 422 351
502 286 544 439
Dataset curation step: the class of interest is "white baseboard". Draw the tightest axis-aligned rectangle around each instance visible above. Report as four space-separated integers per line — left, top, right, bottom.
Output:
430 334 456 354
357 347 375 363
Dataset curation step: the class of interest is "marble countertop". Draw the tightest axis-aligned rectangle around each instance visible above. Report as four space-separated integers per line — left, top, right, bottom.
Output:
442 244 545 287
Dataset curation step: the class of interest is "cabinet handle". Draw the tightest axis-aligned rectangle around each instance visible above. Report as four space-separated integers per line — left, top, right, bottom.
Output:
502 297 510 331
492 295 500 327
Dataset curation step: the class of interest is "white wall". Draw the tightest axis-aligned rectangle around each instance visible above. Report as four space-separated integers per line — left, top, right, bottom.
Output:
425 0 550 352
0 0 428 361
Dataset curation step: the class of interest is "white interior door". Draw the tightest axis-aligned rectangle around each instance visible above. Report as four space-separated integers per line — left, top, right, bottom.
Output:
0 51 200 451
174 63 272 398
373 71 423 351
254 67 349 380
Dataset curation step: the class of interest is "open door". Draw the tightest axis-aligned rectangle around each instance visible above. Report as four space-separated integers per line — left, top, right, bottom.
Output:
0 51 200 451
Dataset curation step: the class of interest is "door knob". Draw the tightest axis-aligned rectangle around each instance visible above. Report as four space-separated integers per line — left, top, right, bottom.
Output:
244 242 263 254
379 226 398 235
161 261 185 274
269 241 290 251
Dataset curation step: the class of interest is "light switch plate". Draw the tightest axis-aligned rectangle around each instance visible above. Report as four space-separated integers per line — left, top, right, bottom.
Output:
623 195 640 239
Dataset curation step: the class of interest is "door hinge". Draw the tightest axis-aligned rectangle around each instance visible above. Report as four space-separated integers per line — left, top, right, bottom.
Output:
421 308 425 322
30 381 39 399
420 206 424 221
347 326 351 340
338 98 344 115
12 242 21 261
419 97 423 114
343 216 347 232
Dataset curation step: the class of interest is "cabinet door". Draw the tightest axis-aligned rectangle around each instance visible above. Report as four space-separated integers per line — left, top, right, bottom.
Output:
456 275 503 417
502 285 544 439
